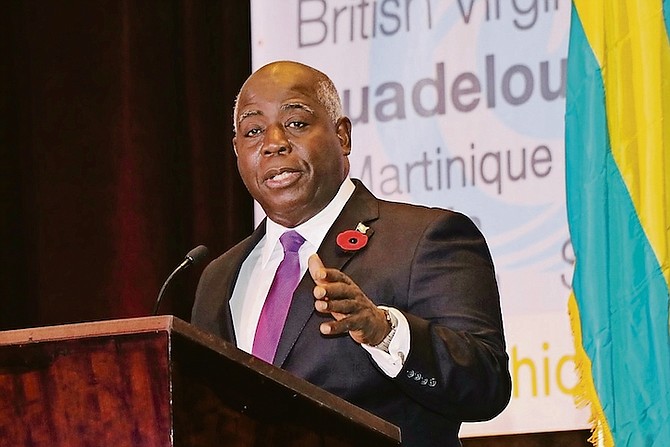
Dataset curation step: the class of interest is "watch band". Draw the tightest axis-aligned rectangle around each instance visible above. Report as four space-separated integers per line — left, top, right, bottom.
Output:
373 308 398 353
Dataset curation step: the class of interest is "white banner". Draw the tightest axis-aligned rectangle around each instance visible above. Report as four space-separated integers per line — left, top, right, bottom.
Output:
250 0 588 436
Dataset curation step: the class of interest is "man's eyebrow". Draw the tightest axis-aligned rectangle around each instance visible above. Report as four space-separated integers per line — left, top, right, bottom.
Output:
237 103 315 126
281 103 315 115
238 109 261 124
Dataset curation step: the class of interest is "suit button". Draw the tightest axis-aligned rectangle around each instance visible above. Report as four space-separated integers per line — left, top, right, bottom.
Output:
428 378 437 387
407 370 415 378
420 378 428 385
414 373 422 381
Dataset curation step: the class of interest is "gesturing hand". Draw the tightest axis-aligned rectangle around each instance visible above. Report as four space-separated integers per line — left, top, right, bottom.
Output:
308 254 390 346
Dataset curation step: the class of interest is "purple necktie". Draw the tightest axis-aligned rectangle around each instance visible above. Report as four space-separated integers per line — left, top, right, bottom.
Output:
252 230 306 363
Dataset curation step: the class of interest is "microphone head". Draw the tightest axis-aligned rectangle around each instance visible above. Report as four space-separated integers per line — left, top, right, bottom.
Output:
185 245 209 265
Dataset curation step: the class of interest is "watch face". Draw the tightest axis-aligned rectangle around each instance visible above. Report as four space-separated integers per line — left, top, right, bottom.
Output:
382 308 398 328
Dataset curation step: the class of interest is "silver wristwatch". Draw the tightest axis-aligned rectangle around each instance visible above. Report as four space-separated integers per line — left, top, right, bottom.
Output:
373 308 398 353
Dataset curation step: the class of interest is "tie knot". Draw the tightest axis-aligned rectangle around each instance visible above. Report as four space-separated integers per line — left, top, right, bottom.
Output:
279 230 305 254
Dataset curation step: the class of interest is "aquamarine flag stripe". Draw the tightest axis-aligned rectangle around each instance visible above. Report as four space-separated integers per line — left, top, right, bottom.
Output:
665 0 670 42
565 5 670 446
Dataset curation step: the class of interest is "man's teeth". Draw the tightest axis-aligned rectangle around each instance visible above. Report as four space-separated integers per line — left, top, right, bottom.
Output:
272 171 293 180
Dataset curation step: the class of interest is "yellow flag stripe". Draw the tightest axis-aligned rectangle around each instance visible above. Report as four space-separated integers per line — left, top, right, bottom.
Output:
574 0 670 287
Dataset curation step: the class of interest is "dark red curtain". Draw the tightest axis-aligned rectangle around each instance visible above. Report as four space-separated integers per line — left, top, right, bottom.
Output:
0 0 253 329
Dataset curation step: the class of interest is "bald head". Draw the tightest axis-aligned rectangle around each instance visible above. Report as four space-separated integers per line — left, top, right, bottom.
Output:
234 61 343 134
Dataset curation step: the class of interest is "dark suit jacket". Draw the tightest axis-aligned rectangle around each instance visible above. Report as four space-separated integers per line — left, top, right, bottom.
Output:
192 180 511 447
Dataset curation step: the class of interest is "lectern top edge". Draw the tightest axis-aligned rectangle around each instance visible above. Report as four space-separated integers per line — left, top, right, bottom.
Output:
0 315 175 346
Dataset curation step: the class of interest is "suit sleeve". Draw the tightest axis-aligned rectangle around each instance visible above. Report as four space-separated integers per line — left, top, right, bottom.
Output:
393 211 511 422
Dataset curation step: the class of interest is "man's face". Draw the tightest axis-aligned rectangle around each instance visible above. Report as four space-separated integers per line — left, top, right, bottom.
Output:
233 63 351 228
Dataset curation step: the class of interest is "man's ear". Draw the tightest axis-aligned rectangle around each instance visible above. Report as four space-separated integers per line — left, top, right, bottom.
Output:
336 117 352 156
232 135 238 157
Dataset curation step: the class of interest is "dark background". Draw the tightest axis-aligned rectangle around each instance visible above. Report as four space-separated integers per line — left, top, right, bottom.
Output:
1 0 252 329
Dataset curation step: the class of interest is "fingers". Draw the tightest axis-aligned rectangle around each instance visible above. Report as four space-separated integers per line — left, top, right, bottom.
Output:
308 254 326 284
310 254 356 304
319 309 389 345
315 292 364 314
319 310 364 334
321 316 357 335
309 253 352 286
313 281 357 302
308 254 388 345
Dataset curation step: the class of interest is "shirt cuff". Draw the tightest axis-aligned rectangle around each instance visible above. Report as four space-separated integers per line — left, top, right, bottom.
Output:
361 306 410 378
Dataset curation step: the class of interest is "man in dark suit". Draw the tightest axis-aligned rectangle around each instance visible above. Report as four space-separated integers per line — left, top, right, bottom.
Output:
192 60 511 447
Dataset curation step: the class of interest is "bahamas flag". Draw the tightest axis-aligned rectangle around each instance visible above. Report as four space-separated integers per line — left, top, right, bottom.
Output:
565 1 670 446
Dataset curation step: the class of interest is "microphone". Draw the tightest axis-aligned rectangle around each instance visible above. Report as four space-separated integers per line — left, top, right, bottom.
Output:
152 245 209 315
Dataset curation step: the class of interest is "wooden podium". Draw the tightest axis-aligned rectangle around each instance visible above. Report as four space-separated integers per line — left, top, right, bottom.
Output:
0 316 401 447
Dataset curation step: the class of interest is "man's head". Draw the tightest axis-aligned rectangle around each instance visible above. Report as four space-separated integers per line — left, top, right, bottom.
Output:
233 61 352 228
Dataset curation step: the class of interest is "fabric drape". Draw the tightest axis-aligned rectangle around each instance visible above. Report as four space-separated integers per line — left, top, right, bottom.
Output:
0 0 252 329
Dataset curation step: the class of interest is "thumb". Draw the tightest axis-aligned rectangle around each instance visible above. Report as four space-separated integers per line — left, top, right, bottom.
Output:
308 254 327 284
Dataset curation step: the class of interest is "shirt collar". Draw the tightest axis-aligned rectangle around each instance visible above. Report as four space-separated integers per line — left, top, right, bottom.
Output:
261 178 356 266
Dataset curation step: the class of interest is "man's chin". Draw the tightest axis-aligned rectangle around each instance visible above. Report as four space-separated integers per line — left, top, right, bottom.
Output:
261 198 316 227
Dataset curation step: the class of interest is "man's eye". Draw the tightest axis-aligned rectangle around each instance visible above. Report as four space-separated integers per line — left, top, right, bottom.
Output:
287 121 307 129
244 128 262 137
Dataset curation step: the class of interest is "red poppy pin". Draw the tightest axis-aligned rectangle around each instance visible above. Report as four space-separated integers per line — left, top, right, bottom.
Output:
336 222 370 252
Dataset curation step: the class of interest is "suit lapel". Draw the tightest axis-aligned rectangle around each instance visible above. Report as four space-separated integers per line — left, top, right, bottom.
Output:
273 181 379 367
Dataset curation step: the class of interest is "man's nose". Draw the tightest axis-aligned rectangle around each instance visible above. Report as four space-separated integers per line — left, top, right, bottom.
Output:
263 125 290 155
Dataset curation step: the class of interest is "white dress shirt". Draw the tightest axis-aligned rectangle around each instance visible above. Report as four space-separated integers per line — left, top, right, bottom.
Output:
230 178 409 377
